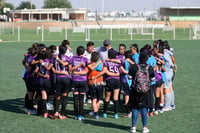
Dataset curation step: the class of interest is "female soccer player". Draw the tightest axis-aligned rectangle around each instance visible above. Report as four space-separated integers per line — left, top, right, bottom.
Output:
52 45 71 119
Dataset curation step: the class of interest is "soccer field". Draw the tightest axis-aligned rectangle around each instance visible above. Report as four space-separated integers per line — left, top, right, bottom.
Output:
0 40 200 133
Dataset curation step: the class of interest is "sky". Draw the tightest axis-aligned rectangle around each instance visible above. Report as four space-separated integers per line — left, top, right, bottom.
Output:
5 0 200 12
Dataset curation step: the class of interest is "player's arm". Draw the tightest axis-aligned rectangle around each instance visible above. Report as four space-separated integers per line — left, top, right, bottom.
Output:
104 58 121 64
73 67 89 75
88 60 102 70
120 66 128 74
91 67 107 80
52 67 69 75
55 56 69 66
70 63 84 71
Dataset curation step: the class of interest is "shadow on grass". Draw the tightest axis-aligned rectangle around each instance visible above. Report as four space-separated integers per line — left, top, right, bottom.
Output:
0 98 25 114
83 119 130 132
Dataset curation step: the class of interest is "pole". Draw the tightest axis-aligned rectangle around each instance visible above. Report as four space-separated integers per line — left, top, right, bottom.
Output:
30 0 32 21
18 25 20 42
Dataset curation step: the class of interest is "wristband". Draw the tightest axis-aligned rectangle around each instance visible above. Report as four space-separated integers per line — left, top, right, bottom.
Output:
56 57 59 60
41 62 45 66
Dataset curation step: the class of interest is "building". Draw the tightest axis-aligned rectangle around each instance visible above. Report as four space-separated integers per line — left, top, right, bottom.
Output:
160 7 200 21
10 8 87 22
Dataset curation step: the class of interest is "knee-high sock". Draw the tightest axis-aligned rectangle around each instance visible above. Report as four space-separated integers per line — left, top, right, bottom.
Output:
73 95 79 116
54 98 60 113
103 101 109 113
171 90 175 106
114 100 119 114
79 94 84 116
164 93 171 109
61 96 68 115
155 97 160 111
42 99 47 113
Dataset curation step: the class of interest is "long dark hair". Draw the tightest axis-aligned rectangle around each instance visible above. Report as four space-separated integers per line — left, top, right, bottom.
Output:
58 45 67 59
108 48 116 59
139 48 148 64
91 52 99 62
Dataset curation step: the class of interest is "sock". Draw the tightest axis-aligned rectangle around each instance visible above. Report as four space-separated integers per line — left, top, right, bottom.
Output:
155 97 160 111
54 99 60 113
125 105 131 114
94 112 98 116
25 94 29 109
42 99 47 113
29 99 34 110
37 100 43 115
103 101 109 113
79 94 84 116
114 100 119 114
73 95 79 116
164 93 171 109
61 96 68 116
171 90 175 106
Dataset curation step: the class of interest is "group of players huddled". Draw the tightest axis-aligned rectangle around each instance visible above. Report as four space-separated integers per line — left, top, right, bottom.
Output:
22 39 177 132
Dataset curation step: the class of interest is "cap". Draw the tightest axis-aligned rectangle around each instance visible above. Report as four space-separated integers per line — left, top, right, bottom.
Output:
103 39 110 45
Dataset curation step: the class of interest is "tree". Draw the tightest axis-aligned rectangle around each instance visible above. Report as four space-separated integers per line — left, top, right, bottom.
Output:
0 2 14 15
43 0 72 8
16 1 36 10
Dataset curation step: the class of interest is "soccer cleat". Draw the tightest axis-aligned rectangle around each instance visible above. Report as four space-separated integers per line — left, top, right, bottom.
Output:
148 112 153 117
24 108 37 115
59 115 68 120
78 115 85 120
94 115 99 120
89 111 94 116
54 112 60 118
171 105 176 110
43 113 49 118
158 109 164 114
102 113 107 118
130 126 136 133
163 107 172 112
74 115 78 120
154 111 159 115
142 127 150 133
114 114 118 119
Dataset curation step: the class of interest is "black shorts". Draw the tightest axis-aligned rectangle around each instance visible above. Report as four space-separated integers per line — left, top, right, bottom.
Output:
156 79 163 88
72 81 88 93
122 82 131 96
106 79 121 92
56 77 71 94
23 77 35 92
38 79 51 92
89 85 103 101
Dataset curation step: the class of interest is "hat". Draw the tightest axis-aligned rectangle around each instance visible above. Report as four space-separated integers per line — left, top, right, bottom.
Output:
103 39 110 45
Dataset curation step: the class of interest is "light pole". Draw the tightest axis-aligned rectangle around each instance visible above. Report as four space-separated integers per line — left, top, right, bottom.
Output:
30 0 33 20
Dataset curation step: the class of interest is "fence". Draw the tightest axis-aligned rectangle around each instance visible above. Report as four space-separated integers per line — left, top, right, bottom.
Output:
0 21 195 42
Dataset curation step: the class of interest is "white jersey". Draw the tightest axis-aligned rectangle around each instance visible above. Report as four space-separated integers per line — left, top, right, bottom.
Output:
83 50 92 63
56 46 73 58
94 46 114 61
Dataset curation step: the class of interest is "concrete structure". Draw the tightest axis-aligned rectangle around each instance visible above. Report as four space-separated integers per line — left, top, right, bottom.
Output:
160 7 200 21
10 8 87 22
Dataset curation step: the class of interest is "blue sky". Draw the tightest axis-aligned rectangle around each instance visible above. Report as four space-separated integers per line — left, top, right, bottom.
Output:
5 0 200 11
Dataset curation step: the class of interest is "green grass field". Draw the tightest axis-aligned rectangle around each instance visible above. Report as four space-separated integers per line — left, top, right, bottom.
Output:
0 40 200 133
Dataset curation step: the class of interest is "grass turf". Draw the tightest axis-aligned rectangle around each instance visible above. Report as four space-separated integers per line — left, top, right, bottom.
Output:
0 40 200 133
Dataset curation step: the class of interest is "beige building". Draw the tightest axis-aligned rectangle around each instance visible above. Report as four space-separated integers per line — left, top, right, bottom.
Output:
10 8 87 22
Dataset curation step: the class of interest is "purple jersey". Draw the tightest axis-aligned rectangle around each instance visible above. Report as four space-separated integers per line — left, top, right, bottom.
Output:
24 54 36 78
104 61 121 80
37 58 52 79
70 55 89 81
116 52 125 60
53 55 71 78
